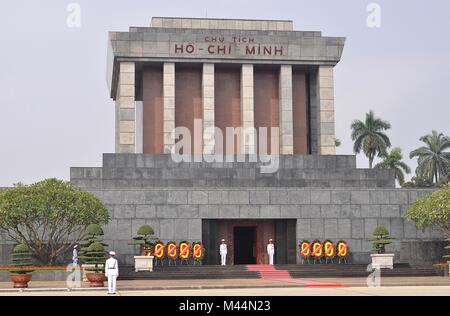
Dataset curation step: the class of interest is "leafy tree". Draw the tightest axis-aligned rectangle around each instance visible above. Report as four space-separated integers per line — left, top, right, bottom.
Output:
351 110 391 168
0 179 109 265
375 147 411 186
368 226 395 254
405 184 450 237
402 174 435 188
410 130 450 183
334 138 342 147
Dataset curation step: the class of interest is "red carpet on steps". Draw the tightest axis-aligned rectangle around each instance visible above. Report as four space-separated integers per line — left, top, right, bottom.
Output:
246 265 291 279
245 264 345 288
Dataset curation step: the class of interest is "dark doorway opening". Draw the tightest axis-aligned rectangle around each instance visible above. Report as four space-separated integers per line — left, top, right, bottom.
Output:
233 226 257 264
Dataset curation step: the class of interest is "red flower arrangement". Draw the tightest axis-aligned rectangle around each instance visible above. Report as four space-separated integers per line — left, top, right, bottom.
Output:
167 241 178 259
299 240 311 258
192 242 205 261
178 241 191 260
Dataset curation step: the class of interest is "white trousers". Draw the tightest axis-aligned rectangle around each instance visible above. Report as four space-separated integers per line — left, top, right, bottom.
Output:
269 253 274 265
107 275 117 293
221 253 227 265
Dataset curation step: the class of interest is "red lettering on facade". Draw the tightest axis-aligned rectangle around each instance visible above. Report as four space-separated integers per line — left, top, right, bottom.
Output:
174 44 184 53
274 46 284 56
263 46 272 55
185 44 195 54
246 46 256 55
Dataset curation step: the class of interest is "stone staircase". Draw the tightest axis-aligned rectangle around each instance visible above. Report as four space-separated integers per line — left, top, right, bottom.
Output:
118 263 438 280
247 264 291 279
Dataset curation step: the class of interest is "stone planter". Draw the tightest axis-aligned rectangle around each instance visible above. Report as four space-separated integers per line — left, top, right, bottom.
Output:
134 256 154 272
10 274 32 288
370 253 394 269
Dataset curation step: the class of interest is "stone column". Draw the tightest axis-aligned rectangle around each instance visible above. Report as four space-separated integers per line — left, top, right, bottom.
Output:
163 62 175 154
279 65 294 155
240 64 255 154
317 66 336 155
135 101 143 153
115 62 136 153
202 63 215 155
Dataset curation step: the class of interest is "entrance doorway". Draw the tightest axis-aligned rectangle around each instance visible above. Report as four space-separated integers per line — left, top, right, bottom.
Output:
233 226 257 264
202 219 297 265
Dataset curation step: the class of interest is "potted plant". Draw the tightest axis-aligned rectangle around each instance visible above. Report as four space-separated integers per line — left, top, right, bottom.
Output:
79 224 108 281
9 244 35 288
80 241 107 287
128 224 157 272
432 262 449 276
444 238 450 277
368 226 395 269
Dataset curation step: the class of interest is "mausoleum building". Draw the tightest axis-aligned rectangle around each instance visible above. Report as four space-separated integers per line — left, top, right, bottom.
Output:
2 17 441 267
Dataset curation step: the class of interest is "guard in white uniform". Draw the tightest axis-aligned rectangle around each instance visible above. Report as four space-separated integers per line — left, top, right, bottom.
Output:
219 239 227 266
267 239 275 265
72 245 78 266
105 251 119 294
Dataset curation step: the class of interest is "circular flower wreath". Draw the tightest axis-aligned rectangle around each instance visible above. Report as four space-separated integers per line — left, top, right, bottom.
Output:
143 242 155 256
311 240 324 258
336 240 349 258
192 241 205 261
299 240 311 258
153 241 165 259
166 241 178 259
323 240 335 258
178 241 191 260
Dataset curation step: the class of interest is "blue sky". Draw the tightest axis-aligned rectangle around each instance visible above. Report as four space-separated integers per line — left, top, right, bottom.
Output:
0 0 449 186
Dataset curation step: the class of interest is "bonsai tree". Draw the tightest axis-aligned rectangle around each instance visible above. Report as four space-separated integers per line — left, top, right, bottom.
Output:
0 179 109 265
444 238 450 263
9 244 34 274
81 242 107 273
368 226 395 254
79 224 108 262
128 224 157 255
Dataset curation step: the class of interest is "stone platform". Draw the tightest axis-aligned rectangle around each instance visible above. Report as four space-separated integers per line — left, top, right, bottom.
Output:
0 154 443 266
118 264 439 280
65 154 442 266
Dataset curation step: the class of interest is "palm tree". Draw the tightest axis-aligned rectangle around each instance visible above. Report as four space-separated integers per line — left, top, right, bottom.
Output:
375 147 411 186
335 138 342 147
351 110 392 168
410 131 450 183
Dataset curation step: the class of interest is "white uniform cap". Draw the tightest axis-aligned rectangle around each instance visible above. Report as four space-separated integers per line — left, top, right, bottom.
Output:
109 251 116 256
221 239 225 242
269 239 273 241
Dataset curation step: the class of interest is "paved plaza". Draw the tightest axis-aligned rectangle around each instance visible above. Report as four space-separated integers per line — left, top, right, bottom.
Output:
1 285 450 296
1 277 450 296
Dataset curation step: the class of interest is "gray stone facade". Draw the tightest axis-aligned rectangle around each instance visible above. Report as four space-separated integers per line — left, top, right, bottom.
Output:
67 154 441 266
0 156 441 266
